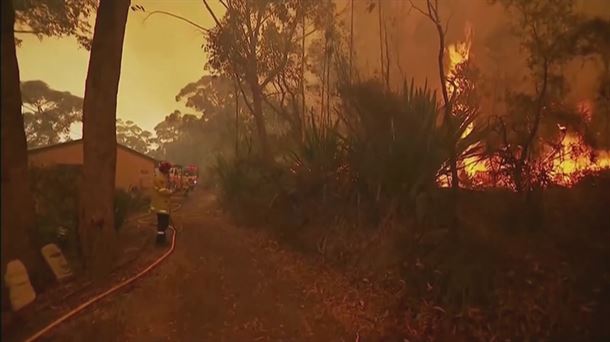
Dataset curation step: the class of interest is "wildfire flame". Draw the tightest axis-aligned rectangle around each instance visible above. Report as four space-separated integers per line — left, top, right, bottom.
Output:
438 23 610 189
464 100 610 188
546 99 609 186
550 131 610 186
446 21 473 96
458 130 610 189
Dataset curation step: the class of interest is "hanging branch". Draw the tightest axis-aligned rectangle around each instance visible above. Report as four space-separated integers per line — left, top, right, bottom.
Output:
143 10 210 33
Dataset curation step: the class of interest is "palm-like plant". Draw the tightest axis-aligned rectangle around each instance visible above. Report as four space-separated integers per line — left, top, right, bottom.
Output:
339 79 446 203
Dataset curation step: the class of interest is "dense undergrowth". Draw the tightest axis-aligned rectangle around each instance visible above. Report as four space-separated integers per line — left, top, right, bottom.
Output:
29 165 150 271
214 80 610 340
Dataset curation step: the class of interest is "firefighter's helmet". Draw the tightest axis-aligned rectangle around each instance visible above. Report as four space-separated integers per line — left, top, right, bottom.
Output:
158 161 172 174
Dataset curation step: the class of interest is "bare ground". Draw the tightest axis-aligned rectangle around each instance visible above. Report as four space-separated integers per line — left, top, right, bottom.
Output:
22 189 398 342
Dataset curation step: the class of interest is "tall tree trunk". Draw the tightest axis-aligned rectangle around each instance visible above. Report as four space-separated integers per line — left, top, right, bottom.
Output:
427 1 457 189
79 0 130 277
234 80 239 158
320 41 327 122
349 0 354 84
384 21 390 89
250 84 272 163
378 0 384 82
301 10 306 143
2 0 50 301
326 46 331 128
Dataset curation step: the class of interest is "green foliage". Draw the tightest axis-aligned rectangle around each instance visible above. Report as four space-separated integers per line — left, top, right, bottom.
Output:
21 80 83 148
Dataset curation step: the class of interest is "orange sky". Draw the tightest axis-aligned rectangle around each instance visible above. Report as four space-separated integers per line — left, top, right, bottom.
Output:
16 0 226 134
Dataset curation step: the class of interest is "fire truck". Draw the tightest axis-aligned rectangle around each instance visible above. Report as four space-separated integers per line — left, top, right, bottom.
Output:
168 165 184 191
184 164 199 190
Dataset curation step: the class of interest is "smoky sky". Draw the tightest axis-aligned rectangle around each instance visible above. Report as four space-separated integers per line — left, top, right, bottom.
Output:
343 0 610 103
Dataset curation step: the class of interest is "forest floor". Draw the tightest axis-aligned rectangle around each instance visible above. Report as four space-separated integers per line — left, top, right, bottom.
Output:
10 188 399 342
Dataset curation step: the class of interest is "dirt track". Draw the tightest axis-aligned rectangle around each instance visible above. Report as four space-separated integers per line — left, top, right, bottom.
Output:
35 189 377 341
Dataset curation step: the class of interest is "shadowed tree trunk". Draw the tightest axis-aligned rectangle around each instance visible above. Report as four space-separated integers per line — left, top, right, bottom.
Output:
349 0 354 84
1 0 49 302
249 83 272 163
301 6 306 143
79 0 130 277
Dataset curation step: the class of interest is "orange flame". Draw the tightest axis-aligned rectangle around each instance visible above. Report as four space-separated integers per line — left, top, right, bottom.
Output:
438 26 610 189
440 99 610 189
550 100 609 186
551 131 610 186
446 22 473 96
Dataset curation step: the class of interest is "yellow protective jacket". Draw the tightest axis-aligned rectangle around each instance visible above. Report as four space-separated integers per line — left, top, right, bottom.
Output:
151 174 172 214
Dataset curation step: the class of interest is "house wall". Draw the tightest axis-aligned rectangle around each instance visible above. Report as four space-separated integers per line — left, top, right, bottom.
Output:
115 147 155 191
28 142 83 166
28 142 155 191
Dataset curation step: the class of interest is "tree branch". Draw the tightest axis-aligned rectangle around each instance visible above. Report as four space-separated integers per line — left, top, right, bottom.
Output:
260 14 300 89
408 0 428 18
202 0 223 28
143 11 209 33
14 29 40 35
233 73 255 116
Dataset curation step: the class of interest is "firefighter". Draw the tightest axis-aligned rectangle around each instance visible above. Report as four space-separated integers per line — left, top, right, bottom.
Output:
151 161 173 244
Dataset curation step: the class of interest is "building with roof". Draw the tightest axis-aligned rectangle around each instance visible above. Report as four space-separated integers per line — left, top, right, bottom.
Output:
28 139 157 191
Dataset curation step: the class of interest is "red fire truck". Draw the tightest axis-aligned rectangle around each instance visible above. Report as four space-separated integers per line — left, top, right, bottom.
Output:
184 164 199 190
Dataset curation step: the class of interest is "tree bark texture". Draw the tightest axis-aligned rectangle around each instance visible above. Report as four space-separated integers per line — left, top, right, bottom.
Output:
79 0 130 277
1 0 49 301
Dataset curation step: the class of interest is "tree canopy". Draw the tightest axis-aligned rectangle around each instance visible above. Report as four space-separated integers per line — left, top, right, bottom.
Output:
116 118 154 155
14 0 98 48
21 80 83 148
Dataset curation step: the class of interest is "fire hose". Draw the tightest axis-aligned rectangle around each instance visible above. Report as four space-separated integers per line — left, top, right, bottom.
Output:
23 202 183 342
